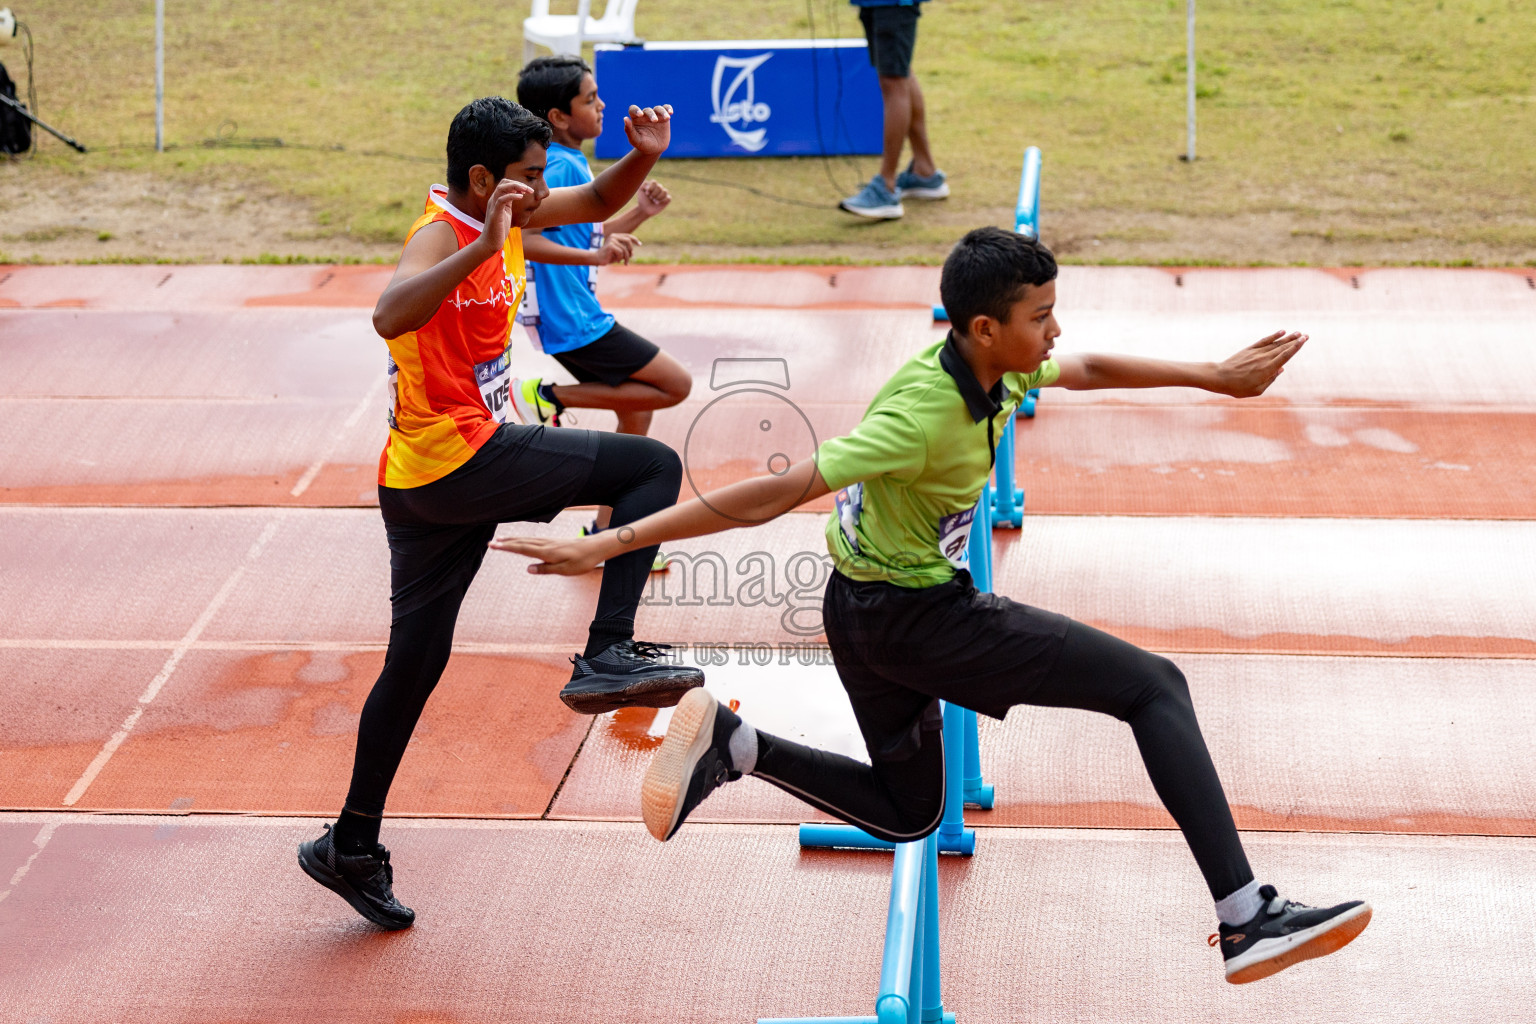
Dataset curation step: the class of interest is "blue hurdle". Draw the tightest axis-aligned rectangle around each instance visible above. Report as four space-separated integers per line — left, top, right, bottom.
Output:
767 486 1007 1023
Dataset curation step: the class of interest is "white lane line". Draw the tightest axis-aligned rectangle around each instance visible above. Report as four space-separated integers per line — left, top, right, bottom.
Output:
61 520 281 807
290 373 386 498
0 822 59 905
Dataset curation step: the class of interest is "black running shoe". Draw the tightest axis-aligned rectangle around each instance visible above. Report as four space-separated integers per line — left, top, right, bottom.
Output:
297 823 415 930
559 640 704 715
1212 884 1371 984
641 688 742 841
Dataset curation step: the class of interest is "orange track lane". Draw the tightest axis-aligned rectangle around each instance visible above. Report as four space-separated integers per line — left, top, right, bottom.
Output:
0 816 1525 1024
552 655 1536 837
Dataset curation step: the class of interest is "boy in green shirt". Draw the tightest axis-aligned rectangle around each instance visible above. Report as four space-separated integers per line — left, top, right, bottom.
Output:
492 227 1371 984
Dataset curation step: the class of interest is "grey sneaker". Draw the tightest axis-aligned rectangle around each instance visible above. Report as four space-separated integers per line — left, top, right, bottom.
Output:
839 175 904 220
641 688 743 841
297 823 415 930
560 640 705 714
895 164 950 199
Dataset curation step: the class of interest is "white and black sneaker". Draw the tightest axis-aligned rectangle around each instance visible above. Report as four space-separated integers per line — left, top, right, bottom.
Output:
1212 884 1372 984
642 688 742 841
297 823 415 930
559 640 704 715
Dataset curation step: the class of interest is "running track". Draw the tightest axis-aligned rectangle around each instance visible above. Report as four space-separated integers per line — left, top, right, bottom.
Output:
2 264 1534 1022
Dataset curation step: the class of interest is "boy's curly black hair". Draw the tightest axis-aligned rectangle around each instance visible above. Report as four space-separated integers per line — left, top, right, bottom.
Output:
517 55 592 123
940 227 1058 334
445 96 553 191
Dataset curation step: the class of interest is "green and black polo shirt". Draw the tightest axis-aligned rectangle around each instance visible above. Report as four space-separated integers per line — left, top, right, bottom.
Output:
815 334 1060 588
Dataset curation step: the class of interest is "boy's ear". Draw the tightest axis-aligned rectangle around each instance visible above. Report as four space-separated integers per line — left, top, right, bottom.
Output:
547 107 570 132
966 314 998 348
468 164 495 198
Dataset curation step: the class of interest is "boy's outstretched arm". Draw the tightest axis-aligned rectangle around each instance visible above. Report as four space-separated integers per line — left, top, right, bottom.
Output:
372 179 534 338
1053 330 1307 398
523 228 640 266
604 180 671 235
527 105 673 230
491 458 832 575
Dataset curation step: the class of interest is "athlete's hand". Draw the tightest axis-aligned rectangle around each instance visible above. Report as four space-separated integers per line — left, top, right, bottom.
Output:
1212 331 1307 398
480 179 536 256
596 232 640 266
636 179 672 217
489 534 609 575
623 104 673 157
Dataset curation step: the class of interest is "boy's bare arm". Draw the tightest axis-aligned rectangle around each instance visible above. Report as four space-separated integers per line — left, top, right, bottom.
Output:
491 457 833 575
526 105 673 230
371 179 534 338
604 180 671 235
1052 331 1307 398
522 229 639 267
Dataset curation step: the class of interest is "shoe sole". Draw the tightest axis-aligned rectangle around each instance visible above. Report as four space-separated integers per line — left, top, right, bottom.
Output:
1225 903 1372 984
641 687 717 841
296 842 414 931
897 185 950 199
838 201 904 220
560 669 704 715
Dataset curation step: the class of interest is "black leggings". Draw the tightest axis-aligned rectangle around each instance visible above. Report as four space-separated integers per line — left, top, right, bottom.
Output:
755 619 1254 901
343 428 681 818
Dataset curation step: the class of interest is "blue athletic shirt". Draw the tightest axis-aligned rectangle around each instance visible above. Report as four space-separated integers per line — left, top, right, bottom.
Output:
516 142 616 355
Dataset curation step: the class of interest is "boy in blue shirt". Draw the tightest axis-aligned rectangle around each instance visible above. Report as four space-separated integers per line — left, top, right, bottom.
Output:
513 56 692 498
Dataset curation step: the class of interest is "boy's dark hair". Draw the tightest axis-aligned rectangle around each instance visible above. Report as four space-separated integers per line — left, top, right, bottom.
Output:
445 96 553 191
517 55 592 122
939 227 1058 334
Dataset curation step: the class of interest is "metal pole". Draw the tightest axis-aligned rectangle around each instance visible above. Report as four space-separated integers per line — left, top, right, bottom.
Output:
1185 0 1195 161
154 0 164 152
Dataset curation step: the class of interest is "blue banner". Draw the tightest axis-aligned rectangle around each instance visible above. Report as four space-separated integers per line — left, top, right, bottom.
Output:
592 40 883 159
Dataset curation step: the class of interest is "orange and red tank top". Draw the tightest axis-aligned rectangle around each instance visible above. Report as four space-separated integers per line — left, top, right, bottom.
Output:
378 185 528 489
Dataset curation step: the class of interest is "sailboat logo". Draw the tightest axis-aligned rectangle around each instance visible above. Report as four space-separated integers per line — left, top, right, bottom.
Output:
709 53 773 152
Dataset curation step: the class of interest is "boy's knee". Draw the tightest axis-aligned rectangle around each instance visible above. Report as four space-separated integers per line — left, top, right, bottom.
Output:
1142 652 1192 705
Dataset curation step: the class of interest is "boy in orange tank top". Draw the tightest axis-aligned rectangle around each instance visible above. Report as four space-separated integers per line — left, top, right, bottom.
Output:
299 96 701 930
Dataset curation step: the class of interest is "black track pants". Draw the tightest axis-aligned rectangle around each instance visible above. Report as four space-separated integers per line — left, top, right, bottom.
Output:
343 425 682 817
753 571 1255 901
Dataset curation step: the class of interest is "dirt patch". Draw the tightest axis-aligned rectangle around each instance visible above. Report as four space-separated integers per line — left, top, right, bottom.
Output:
0 168 397 263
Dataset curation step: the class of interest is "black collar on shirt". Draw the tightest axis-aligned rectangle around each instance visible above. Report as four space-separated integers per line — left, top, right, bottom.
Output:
939 331 1005 467
939 331 1005 424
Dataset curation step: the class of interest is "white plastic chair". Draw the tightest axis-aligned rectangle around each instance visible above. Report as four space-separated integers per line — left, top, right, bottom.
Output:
522 0 641 62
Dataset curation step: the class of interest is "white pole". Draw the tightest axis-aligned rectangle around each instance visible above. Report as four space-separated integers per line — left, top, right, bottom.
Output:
154 0 164 152
1185 0 1196 161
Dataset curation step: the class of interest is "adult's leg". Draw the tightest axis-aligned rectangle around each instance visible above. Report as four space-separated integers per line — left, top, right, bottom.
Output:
334 581 474 850
1023 620 1254 901
905 73 937 178
877 75 912 190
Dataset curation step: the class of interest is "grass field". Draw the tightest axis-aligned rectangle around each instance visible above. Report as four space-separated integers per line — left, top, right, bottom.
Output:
1 0 1532 265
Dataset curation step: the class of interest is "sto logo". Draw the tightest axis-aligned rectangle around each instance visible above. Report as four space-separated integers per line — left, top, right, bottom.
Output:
709 53 773 152
684 358 818 523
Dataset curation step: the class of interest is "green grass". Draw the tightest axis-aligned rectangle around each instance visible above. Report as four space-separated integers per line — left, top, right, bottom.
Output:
3 0 1534 264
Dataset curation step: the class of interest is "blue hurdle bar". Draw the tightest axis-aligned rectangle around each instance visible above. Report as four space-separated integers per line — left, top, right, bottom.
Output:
765 829 953 1024
990 417 1025 528
1015 146 1042 239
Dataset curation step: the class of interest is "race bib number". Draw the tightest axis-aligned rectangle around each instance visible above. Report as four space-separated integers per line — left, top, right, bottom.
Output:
386 355 399 430
516 264 544 353
835 483 864 554
937 503 977 570
475 349 513 424
587 226 603 290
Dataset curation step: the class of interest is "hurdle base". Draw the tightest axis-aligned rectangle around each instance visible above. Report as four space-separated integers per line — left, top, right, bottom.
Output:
760 1015 956 1024
798 823 976 857
962 780 995 810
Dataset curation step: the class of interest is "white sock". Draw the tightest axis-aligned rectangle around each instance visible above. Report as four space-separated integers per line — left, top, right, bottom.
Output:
727 719 758 776
1215 879 1264 926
